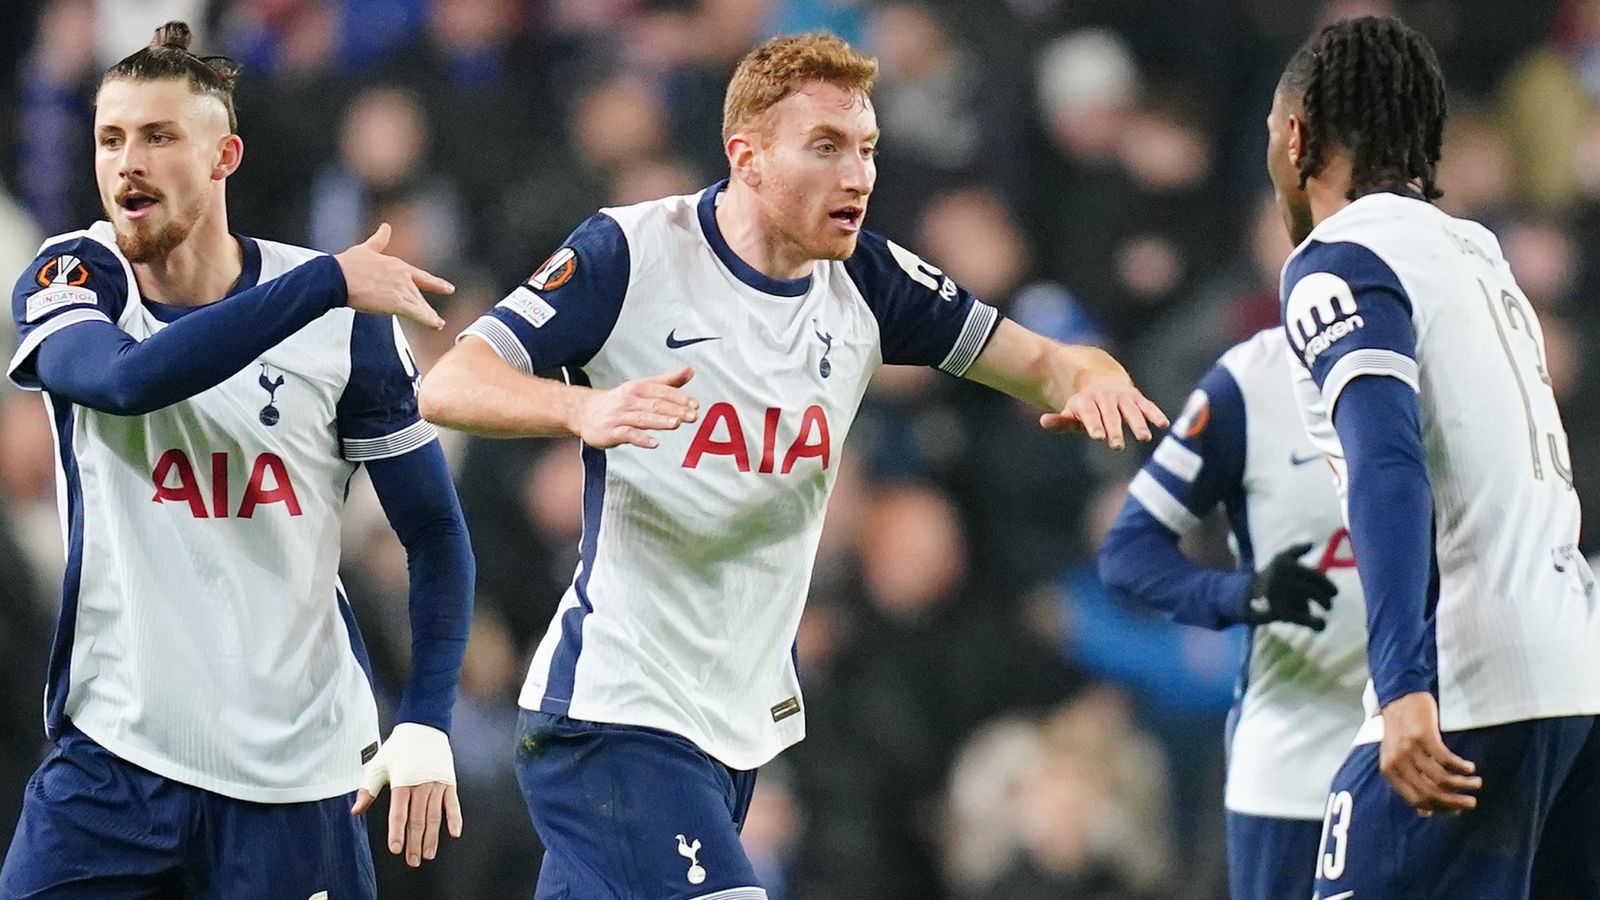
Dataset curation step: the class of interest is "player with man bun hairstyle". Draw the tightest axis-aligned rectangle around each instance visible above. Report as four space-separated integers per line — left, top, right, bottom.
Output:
1 22 471 896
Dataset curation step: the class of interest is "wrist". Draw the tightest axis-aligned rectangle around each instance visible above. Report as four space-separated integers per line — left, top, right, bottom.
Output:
319 254 350 309
1070 350 1131 394
1225 571 1259 624
561 386 592 438
390 721 450 742
1376 675 1434 710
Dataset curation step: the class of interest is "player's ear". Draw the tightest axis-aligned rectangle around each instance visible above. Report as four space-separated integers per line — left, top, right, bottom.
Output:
214 133 243 181
726 132 760 188
1286 112 1305 168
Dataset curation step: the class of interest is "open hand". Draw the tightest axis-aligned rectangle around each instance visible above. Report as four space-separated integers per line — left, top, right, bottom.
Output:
569 365 700 449
335 223 453 330
1040 376 1168 450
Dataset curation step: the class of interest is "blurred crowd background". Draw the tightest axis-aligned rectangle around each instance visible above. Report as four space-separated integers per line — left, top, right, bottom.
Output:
1 0 1598 897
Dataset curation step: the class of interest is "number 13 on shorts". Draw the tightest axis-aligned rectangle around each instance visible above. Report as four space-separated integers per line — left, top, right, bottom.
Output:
1316 790 1354 881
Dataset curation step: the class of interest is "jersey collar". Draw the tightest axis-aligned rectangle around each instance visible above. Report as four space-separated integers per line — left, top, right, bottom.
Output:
143 234 263 322
696 180 812 298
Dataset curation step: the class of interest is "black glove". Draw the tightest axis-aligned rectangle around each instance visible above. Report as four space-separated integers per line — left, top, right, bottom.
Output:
1242 542 1337 630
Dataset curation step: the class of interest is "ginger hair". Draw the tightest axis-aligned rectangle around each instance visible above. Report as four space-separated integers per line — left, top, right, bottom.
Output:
722 32 877 141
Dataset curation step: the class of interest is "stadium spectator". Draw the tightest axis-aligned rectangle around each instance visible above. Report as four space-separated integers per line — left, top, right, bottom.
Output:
16 0 101 235
307 84 467 271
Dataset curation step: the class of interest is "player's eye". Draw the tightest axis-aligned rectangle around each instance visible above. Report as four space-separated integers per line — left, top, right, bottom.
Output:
815 141 837 155
861 145 877 160
149 133 174 145
100 135 122 149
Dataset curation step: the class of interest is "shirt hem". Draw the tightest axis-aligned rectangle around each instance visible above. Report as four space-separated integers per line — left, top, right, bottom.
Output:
516 695 803 771
1352 698 1600 745
71 718 365 804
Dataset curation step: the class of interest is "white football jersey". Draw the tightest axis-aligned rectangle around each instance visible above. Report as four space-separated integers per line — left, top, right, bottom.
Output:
463 182 1000 769
8 221 434 802
1280 192 1599 740
1128 328 1367 819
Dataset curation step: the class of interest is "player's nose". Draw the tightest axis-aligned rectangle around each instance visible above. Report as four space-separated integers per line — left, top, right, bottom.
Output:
839 156 873 196
117 145 149 180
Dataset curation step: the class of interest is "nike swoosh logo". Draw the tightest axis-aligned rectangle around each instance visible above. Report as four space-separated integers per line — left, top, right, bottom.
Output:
1290 451 1324 467
666 329 720 349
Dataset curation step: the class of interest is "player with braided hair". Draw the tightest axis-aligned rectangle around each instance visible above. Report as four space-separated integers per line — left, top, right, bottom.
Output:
1268 16 1600 900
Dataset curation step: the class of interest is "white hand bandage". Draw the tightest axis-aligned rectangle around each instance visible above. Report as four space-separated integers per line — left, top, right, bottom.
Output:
360 722 457 794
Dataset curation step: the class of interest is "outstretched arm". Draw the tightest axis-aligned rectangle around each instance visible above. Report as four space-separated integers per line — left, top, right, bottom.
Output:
963 319 1167 450
29 225 450 415
420 337 700 448
35 256 345 414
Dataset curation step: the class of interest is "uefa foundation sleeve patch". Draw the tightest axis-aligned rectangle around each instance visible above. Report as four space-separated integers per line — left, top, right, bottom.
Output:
26 254 98 322
528 247 577 291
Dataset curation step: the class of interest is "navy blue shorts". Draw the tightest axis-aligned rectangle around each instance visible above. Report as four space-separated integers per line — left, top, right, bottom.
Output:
515 709 765 900
1312 715 1600 900
0 726 374 899
1226 811 1322 900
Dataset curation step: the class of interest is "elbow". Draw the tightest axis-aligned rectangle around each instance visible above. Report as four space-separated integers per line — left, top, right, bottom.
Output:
417 379 446 425
101 381 164 417
417 362 458 427
1095 532 1132 595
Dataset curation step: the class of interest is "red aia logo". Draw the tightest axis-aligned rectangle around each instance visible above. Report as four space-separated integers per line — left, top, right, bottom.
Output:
1316 528 1356 573
681 403 831 473
151 449 302 518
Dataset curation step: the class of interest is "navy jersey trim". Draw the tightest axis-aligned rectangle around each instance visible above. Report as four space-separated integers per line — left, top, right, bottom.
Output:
229 235 263 297
336 583 375 686
43 393 86 738
338 313 431 458
1423 517 1441 700
473 213 630 375
541 368 605 714
840 228 1001 371
696 181 812 298
140 235 264 323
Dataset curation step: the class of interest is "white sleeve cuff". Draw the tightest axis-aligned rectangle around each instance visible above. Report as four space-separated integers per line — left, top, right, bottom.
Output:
1321 348 1419 412
342 419 439 461
460 316 535 376
937 301 1000 376
1128 469 1201 534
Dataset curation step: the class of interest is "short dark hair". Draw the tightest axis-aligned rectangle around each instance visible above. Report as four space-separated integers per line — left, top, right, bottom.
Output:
102 21 240 133
1279 16 1447 201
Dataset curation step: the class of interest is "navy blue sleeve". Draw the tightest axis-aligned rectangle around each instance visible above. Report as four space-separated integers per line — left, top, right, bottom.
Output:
365 442 475 732
1334 374 1436 706
1284 239 1434 705
460 213 629 376
1282 240 1419 409
337 313 436 461
8 236 130 389
842 230 1002 374
16 256 347 415
1099 362 1253 629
